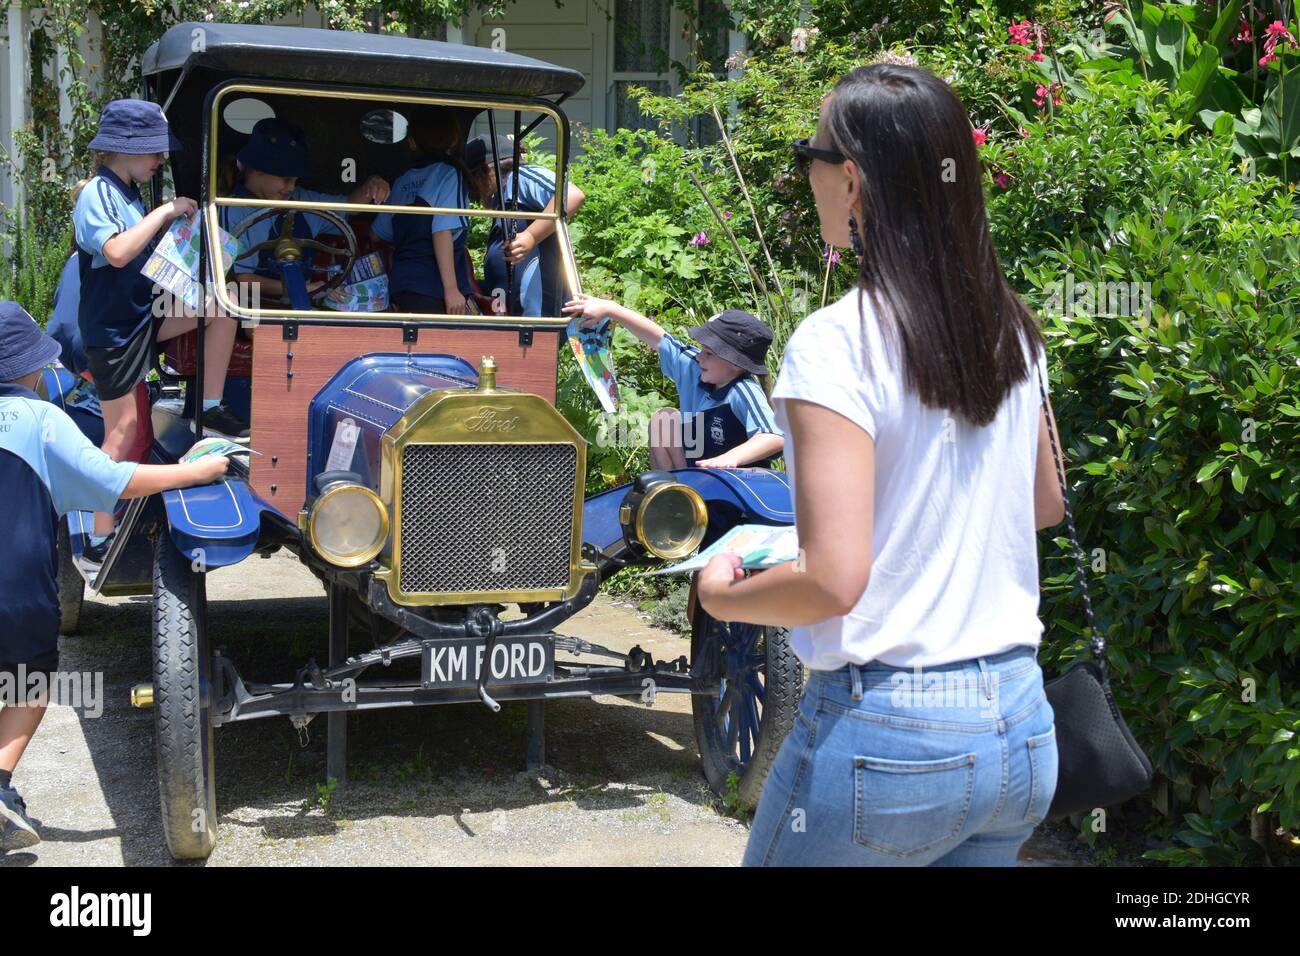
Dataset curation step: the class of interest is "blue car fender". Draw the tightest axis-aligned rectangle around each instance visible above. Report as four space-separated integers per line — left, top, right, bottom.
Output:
583 467 793 556
161 478 266 569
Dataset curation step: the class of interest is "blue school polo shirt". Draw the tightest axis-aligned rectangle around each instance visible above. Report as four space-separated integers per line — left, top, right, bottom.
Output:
0 383 136 662
48 253 89 376
220 183 348 280
372 160 472 301
73 166 158 349
658 332 783 465
483 165 564 316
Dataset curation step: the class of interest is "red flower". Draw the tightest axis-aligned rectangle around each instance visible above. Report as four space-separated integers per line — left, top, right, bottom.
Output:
994 173 1011 189
1008 20 1033 46
1259 20 1296 66
972 126 988 147
1033 82 1064 109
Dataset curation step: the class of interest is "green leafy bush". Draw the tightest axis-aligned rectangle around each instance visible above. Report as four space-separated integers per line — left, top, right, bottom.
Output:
0 221 71 328
964 21 1300 865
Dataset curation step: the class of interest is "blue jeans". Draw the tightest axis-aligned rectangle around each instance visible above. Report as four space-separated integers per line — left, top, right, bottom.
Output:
743 645 1057 866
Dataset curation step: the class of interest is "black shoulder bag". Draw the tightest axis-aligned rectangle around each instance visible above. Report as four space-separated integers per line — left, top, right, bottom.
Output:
1036 366 1154 820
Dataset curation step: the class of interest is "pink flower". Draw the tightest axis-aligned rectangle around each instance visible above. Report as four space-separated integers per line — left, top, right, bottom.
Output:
1259 20 1295 66
994 173 1011 189
972 126 988 147
1033 82 1064 109
824 245 841 264
689 231 710 247
1103 1 1123 22
1009 19 1046 61
1018 126 1031 138
722 209 733 219
1234 19 1253 44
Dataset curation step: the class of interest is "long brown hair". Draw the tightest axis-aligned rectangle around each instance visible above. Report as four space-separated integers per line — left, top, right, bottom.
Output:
824 65 1043 427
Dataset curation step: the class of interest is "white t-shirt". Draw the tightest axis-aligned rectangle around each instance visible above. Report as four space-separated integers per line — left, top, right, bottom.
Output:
772 287 1048 670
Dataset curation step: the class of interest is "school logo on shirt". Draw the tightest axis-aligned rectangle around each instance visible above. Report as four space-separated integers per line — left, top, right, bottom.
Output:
710 414 726 446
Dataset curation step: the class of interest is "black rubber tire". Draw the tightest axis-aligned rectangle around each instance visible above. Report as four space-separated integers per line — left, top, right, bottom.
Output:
56 524 84 635
691 609 804 809
152 537 217 860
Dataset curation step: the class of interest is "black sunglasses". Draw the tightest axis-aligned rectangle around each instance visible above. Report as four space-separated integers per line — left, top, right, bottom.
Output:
792 137 846 176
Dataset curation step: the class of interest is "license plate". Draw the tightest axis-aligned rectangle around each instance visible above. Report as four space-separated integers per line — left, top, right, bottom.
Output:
421 637 554 689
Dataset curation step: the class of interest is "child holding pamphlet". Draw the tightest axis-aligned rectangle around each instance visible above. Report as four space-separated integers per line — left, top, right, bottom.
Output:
561 294 784 468
72 99 244 562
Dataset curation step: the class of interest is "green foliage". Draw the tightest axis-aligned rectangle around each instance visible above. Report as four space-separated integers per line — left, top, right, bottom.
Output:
720 769 750 819
307 776 339 813
974 31 1300 866
0 219 71 328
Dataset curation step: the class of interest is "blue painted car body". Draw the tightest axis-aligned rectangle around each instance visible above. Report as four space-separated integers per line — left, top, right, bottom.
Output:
305 353 479 491
160 479 284 569
582 466 793 557
42 349 792 587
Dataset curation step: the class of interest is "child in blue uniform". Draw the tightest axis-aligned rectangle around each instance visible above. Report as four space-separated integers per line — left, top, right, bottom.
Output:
562 294 784 468
47 251 88 377
219 118 389 302
0 302 228 850
371 109 477 315
468 135 586 317
72 99 243 561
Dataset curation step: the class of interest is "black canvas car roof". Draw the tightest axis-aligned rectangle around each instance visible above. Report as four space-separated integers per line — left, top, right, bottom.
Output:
142 22 586 98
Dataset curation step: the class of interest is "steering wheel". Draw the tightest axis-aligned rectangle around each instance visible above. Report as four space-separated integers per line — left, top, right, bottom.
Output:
229 206 359 306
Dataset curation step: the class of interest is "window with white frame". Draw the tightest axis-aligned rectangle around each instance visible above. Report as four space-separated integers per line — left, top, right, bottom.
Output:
610 0 673 133
608 0 734 139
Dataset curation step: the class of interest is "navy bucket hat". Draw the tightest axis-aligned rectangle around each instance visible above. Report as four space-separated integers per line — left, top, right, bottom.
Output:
237 118 313 179
88 99 182 154
0 302 62 382
689 309 774 376
465 133 517 171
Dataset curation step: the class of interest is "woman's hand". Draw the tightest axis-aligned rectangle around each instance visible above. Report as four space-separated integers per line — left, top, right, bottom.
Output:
445 290 468 315
697 553 745 618
505 230 537 264
166 197 198 221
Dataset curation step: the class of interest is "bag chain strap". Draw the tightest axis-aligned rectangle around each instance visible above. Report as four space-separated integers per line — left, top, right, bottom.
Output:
1035 364 1106 669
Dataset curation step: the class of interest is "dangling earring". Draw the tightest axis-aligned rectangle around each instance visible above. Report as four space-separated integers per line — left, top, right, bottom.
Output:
848 214 863 256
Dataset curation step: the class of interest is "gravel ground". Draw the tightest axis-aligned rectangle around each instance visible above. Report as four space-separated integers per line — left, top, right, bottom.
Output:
1 551 1086 867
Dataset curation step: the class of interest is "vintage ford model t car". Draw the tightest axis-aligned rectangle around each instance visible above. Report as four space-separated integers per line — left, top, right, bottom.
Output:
40 21 803 860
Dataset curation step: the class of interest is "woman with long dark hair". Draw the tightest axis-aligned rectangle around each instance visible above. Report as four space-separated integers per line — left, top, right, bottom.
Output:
697 64 1067 866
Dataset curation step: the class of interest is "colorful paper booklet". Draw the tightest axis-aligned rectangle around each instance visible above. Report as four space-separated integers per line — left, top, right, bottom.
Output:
324 251 390 312
140 211 237 311
180 437 261 463
649 522 799 576
567 315 621 413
